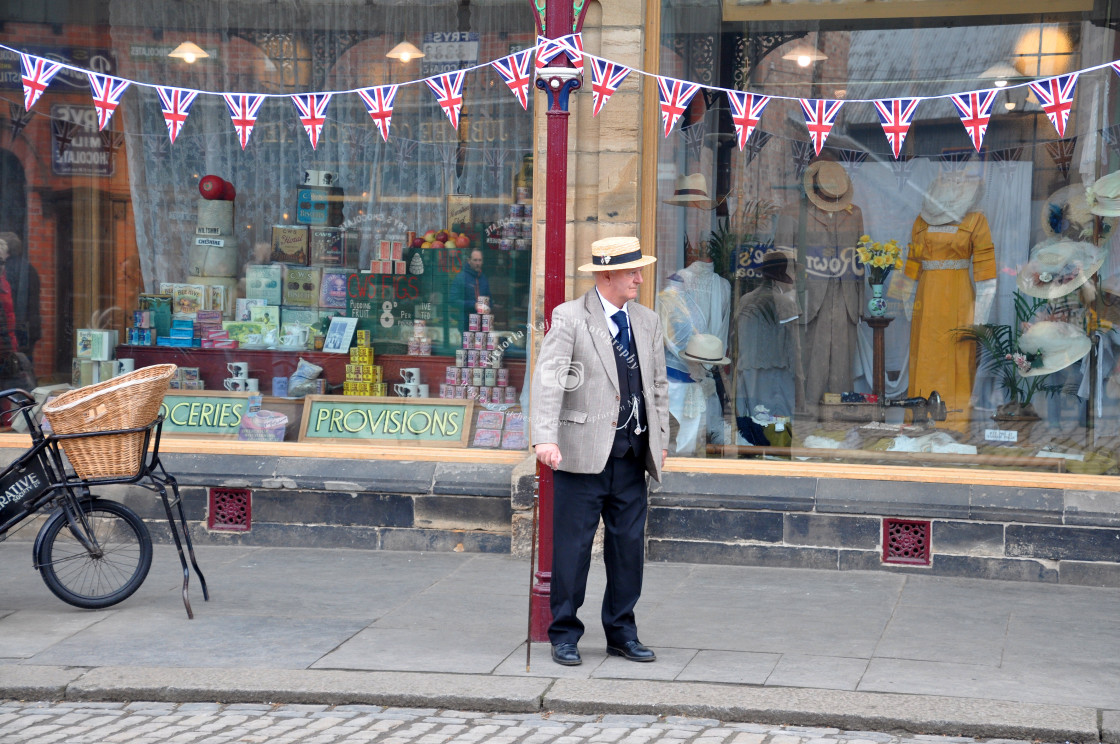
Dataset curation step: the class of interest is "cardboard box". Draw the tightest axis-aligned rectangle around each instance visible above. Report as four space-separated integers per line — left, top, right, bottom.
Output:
249 305 280 333
318 267 349 309
270 225 309 265
280 306 322 329
245 264 284 305
296 186 329 225
283 266 321 307
235 297 268 321
172 284 205 316
75 329 118 361
309 227 345 266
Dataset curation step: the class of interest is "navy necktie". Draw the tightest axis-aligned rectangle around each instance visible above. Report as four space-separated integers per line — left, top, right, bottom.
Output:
612 310 630 355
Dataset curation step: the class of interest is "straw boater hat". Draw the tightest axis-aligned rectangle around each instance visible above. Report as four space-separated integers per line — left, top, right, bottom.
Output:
1041 184 1106 240
1016 238 1106 300
802 161 853 213
664 173 715 210
578 236 657 272
1088 169 1120 217
1017 321 1091 377
679 333 730 366
920 172 984 226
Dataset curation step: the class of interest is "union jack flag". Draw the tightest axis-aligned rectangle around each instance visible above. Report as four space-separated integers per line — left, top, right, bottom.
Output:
589 57 631 117
656 76 701 138
156 86 200 144
873 98 920 160
535 33 583 70
491 50 533 110
1047 137 1077 181
425 71 466 130
357 85 399 142
19 54 64 111
790 139 815 180
799 98 844 155
1028 73 1079 138
949 90 997 152
87 73 130 131
223 94 265 150
725 90 770 151
291 93 333 150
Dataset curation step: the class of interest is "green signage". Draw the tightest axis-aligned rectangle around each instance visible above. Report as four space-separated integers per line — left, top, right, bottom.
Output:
299 395 472 446
159 394 247 436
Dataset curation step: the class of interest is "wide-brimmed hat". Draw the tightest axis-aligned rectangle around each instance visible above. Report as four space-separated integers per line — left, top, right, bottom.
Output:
1016 238 1106 299
1041 185 1099 240
680 333 730 366
1017 321 1091 377
1088 169 1120 217
759 249 795 284
664 173 715 210
921 173 984 226
803 161 853 212
578 236 657 272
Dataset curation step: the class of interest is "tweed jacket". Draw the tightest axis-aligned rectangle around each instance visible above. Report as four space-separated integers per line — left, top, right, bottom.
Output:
530 289 669 481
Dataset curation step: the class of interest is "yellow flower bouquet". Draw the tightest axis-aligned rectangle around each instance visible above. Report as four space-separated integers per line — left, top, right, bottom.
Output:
855 235 903 285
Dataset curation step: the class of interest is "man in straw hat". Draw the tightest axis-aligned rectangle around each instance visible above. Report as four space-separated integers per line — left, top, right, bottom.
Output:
530 236 669 667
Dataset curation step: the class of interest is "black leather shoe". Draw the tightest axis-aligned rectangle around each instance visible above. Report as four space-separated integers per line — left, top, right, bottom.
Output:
551 642 581 666
607 640 656 662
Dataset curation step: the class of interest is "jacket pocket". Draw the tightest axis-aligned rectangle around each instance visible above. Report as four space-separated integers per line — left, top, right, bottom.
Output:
558 408 588 423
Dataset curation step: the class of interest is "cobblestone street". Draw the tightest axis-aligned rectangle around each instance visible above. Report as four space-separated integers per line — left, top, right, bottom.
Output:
0 701 1041 744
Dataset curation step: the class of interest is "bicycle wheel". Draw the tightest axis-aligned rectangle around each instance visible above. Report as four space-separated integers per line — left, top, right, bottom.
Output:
35 497 153 609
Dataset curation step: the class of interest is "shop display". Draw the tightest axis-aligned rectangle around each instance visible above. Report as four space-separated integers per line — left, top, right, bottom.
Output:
905 173 994 432
189 182 239 316
773 160 863 419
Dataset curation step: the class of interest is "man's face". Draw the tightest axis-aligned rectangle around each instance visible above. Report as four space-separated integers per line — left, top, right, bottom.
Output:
601 266 643 304
469 251 483 272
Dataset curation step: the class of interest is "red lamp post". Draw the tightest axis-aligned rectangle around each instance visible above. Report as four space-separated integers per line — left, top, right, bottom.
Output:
529 0 588 643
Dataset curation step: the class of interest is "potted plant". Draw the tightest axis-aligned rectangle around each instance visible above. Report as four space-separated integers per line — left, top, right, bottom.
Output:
854 234 903 317
955 291 1062 423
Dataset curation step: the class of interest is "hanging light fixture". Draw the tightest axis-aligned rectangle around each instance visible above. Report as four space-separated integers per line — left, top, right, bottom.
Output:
386 41 424 63
168 41 209 64
781 44 827 68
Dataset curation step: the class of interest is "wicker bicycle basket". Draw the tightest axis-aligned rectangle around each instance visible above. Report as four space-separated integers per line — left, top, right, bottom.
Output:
42 363 176 480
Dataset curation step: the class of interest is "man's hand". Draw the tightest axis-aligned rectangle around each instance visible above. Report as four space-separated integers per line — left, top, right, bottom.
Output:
535 443 562 470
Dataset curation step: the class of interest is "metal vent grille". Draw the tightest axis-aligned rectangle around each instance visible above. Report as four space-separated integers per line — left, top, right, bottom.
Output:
208 487 252 532
882 518 931 566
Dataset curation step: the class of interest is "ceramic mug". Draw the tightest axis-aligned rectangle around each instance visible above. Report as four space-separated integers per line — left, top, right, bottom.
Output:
394 382 419 398
227 361 249 378
224 378 247 391
399 367 421 384
416 384 429 398
245 378 259 392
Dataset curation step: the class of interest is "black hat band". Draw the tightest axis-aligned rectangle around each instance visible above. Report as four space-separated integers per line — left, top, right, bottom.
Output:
594 248 644 266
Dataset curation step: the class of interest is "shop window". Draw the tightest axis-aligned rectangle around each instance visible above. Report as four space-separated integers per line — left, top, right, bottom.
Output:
656 2 1120 475
0 1 535 452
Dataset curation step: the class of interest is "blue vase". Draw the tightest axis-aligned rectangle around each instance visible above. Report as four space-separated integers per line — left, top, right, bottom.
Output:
867 283 886 317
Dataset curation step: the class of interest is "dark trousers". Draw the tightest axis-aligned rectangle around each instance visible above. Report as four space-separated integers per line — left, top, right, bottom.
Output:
549 451 648 646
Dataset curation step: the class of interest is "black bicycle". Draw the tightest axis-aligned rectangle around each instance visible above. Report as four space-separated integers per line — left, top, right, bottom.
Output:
0 388 207 617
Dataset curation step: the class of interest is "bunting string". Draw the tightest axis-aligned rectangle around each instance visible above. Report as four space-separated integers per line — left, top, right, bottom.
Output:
0 33 1117 158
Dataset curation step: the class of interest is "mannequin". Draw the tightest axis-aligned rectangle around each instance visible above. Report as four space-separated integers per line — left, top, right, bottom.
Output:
679 237 731 347
658 274 711 455
734 250 804 421
773 160 863 420
904 172 995 433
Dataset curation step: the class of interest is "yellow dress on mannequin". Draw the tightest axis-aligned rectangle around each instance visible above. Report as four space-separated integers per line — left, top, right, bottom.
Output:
905 211 995 432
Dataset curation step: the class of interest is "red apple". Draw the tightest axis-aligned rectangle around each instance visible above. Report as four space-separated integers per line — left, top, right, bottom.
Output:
422 230 437 242
411 237 424 249
454 234 470 249
221 180 237 201
435 230 449 243
431 240 445 249
199 175 224 199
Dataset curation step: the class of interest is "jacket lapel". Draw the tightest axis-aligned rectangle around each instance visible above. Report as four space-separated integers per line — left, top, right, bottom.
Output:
584 290 620 392
628 301 653 393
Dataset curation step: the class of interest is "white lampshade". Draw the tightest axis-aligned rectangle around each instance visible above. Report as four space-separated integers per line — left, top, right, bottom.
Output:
781 44 827 67
168 41 209 64
386 41 424 63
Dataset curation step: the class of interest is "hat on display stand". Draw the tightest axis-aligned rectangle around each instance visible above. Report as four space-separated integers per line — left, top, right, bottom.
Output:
1043 184 1118 241
680 333 731 366
1016 238 1106 300
802 161 853 213
1088 170 1120 217
759 249 795 284
1016 321 1091 377
920 172 984 226
665 173 716 210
